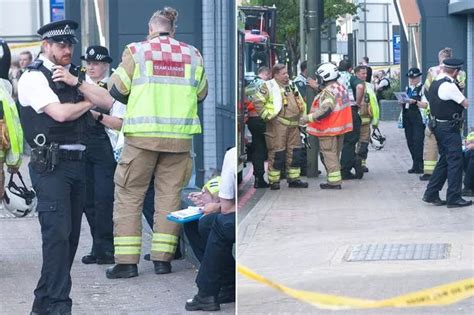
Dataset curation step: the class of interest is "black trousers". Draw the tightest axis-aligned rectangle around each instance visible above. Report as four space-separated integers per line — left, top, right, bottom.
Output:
196 213 235 296
30 159 86 313
341 107 361 174
403 108 425 168
183 213 218 262
84 136 116 258
463 150 474 190
425 122 463 204
247 117 267 177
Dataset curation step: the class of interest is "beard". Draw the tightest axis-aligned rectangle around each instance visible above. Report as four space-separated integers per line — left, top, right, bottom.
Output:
52 53 71 66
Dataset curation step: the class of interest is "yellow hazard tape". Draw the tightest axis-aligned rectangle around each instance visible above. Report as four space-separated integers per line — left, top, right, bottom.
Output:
238 264 474 310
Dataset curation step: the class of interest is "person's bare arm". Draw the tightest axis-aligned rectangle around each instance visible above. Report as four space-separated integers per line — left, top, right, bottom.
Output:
51 65 114 110
43 100 93 122
90 110 123 130
220 198 235 214
461 98 469 109
355 83 365 106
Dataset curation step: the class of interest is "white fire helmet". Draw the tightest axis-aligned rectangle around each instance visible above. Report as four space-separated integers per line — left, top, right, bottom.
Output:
3 172 37 217
370 127 386 150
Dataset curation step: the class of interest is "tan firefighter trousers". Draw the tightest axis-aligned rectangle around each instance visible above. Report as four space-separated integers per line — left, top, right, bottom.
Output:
265 119 302 183
319 135 344 185
113 143 191 264
423 128 438 175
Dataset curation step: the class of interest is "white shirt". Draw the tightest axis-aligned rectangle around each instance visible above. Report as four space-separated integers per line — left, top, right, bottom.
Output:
18 54 71 113
436 73 466 104
218 147 236 200
86 74 127 149
18 55 85 150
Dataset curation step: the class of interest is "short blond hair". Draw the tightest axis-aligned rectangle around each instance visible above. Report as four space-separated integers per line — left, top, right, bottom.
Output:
149 7 178 31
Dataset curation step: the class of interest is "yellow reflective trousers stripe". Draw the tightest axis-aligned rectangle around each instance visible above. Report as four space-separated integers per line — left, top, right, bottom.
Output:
287 168 300 179
328 171 342 183
114 236 142 245
151 233 178 254
115 246 141 255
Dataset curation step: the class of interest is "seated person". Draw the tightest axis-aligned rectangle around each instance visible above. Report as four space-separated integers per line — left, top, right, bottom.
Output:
184 176 222 261
185 148 236 312
462 132 474 196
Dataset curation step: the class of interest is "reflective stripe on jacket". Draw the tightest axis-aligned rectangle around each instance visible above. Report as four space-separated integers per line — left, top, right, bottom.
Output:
307 82 353 137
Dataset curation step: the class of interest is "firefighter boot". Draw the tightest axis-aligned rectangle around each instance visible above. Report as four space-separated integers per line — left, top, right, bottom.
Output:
153 261 172 274
106 264 138 279
270 182 280 190
320 183 342 190
288 180 308 188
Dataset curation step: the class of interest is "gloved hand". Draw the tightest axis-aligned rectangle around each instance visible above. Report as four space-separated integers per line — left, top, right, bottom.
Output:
0 119 10 150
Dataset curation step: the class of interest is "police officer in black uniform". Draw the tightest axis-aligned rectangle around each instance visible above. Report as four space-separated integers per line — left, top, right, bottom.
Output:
80 46 116 266
422 58 472 208
403 68 426 174
17 20 114 315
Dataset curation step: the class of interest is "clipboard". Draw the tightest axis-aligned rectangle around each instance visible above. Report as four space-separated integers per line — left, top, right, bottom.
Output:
166 207 203 224
394 92 412 103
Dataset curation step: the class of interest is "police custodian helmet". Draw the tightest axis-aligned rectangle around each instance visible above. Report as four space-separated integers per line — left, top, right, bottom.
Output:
37 20 79 44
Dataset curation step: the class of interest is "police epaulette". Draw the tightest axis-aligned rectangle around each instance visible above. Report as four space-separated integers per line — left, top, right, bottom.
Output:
27 60 43 70
98 81 106 88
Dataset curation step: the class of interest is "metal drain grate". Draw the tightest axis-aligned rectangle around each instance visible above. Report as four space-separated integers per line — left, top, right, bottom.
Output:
344 243 451 262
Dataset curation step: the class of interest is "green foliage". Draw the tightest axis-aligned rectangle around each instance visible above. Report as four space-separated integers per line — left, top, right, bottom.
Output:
381 78 400 100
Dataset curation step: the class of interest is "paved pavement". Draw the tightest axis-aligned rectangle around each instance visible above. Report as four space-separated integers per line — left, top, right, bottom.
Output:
0 157 235 314
237 121 474 314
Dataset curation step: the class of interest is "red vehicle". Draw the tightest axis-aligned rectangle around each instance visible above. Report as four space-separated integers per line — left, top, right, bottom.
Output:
240 6 280 80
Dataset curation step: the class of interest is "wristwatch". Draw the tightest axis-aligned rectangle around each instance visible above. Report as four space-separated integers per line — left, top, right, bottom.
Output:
97 113 104 122
74 78 82 89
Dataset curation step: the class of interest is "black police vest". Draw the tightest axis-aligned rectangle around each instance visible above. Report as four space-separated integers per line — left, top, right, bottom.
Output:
427 77 464 120
406 84 423 110
20 60 94 147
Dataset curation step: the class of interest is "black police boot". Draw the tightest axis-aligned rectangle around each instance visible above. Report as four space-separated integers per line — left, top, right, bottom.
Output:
96 252 115 265
422 195 447 206
106 264 138 279
153 261 172 274
462 188 474 197
320 183 342 190
81 253 97 264
185 294 220 311
363 166 369 173
419 174 431 181
218 285 235 304
447 199 473 208
270 182 280 190
288 180 308 188
254 176 269 189
143 253 151 261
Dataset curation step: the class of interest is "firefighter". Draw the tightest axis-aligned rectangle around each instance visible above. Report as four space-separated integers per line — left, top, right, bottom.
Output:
105 7 208 279
0 39 23 195
354 65 379 172
420 47 466 181
252 64 308 190
301 63 353 189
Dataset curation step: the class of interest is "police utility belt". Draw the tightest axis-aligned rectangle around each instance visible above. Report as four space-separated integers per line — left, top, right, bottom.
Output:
30 141 85 174
428 113 463 131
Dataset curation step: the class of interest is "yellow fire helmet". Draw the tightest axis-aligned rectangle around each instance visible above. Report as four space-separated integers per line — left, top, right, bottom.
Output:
202 176 221 196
